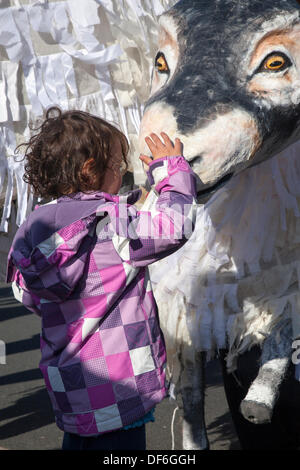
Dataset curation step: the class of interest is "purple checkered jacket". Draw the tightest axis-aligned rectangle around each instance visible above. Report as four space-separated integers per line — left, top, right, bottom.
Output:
7 155 197 436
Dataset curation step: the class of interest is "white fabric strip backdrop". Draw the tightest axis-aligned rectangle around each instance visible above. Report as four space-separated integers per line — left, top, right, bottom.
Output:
0 0 176 278
0 0 177 231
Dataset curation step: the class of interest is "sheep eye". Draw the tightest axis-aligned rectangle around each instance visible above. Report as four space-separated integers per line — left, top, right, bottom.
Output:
265 55 286 70
155 52 169 74
258 52 292 73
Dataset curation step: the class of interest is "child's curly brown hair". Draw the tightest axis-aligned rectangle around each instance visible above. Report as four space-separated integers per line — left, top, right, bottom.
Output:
17 107 129 199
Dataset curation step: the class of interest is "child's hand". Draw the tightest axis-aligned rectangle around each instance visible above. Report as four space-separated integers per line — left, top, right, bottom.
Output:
139 132 183 166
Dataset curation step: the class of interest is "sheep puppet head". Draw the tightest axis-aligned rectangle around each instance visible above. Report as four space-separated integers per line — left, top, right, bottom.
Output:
140 0 300 199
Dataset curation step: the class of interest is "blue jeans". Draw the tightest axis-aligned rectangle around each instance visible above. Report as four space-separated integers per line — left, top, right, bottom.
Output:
62 424 146 450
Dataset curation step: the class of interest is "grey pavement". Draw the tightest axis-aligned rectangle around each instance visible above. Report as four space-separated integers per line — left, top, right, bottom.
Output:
0 282 240 451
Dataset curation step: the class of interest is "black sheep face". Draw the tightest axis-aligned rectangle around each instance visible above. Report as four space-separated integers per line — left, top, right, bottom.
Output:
139 0 300 194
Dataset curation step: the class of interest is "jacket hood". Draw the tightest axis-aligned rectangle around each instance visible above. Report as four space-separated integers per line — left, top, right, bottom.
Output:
7 190 141 302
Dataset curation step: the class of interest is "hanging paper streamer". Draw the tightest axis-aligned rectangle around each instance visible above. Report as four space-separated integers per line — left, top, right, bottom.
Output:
0 0 177 236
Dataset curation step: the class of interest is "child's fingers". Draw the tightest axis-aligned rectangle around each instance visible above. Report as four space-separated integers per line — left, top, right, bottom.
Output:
160 132 173 147
145 132 183 159
160 132 182 155
139 154 153 166
174 137 183 155
145 136 157 154
149 133 165 148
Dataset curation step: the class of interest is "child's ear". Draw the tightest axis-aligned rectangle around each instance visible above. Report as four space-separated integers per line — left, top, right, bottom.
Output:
82 158 95 174
81 158 98 188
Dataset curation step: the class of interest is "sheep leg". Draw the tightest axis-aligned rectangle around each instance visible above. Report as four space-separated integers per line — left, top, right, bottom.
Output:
240 319 292 425
180 352 209 450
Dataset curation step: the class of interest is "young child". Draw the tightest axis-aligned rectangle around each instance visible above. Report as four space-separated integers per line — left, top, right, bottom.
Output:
6 106 197 451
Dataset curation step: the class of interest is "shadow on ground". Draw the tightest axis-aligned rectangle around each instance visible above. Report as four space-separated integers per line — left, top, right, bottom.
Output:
206 411 240 450
0 386 55 440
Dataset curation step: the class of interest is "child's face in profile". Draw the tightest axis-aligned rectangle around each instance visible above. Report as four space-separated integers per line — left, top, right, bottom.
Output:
100 139 126 194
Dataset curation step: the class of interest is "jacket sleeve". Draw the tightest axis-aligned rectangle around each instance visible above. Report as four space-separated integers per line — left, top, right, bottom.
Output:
7 266 42 316
106 155 198 268
6 218 41 315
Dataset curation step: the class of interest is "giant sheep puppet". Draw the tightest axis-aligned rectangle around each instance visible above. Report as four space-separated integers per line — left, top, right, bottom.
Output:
139 0 300 450
1 0 300 451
